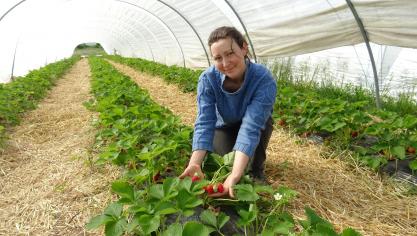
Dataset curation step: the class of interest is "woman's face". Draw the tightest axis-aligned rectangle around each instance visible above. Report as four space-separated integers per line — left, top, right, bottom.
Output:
210 37 248 81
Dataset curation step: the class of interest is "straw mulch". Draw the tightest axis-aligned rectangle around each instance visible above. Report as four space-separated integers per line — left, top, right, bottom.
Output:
0 59 118 235
110 60 417 236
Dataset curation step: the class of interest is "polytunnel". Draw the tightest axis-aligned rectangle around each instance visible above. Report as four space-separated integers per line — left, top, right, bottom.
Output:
1 0 417 103
2 1 417 235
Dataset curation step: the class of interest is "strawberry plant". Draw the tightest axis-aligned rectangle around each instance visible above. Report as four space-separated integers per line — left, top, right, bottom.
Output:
0 56 79 145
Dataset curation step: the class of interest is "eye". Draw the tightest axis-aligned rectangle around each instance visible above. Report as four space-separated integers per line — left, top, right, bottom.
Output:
226 51 234 57
213 56 222 62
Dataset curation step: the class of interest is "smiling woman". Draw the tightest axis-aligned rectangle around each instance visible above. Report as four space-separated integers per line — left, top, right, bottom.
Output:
180 26 277 198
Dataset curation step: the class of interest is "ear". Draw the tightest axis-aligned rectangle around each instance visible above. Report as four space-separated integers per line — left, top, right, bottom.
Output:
242 42 249 56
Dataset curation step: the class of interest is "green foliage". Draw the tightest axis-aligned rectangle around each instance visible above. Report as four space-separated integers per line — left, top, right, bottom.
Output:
107 55 202 93
0 56 79 145
275 77 417 172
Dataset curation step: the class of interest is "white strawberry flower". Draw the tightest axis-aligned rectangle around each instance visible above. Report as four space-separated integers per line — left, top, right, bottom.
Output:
274 192 283 201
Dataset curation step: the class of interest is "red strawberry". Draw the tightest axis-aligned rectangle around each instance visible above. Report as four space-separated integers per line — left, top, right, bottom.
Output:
351 131 359 138
152 171 161 182
205 185 214 194
191 172 200 182
192 175 200 182
217 183 224 193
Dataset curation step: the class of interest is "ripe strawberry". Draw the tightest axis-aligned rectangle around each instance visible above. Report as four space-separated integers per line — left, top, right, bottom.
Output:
351 131 359 138
192 175 200 182
407 146 416 154
191 172 200 182
277 119 286 126
205 185 214 194
217 183 224 193
152 171 161 182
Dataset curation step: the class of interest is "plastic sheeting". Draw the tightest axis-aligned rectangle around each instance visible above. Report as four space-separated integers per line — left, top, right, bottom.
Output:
0 0 416 98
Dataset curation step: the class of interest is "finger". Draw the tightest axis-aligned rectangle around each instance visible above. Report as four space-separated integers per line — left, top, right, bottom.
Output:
229 187 235 198
179 172 190 179
208 191 228 198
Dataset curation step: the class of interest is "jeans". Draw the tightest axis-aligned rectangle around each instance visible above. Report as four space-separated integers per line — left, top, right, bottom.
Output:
212 117 274 177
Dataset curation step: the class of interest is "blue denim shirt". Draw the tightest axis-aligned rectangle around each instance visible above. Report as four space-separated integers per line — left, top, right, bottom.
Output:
192 61 277 158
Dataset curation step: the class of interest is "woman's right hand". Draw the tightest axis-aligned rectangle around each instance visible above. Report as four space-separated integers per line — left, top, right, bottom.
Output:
179 163 205 180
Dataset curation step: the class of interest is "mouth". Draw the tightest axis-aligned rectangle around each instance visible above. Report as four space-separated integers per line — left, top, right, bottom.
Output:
224 67 234 74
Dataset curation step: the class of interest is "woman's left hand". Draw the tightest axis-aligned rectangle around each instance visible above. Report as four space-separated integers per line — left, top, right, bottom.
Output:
208 173 240 198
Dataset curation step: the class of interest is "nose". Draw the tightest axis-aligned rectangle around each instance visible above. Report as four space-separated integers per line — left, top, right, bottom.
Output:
222 57 230 68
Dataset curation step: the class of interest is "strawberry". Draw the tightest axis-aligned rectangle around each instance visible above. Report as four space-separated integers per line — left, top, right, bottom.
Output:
192 175 200 182
205 185 214 194
217 183 224 193
191 172 200 182
152 171 161 182
351 131 359 138
407 146 416 154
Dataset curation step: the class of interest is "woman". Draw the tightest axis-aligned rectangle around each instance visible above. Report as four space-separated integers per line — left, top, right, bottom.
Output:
180 26 277 198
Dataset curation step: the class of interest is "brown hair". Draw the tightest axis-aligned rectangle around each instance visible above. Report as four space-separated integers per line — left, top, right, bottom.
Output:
208 26 247 48
208 26 250 59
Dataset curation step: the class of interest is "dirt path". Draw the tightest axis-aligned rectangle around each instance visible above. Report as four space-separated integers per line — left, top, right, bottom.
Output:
0 59 118 235
109 60 417 236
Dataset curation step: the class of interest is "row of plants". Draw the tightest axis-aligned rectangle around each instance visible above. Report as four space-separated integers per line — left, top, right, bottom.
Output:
107 55 417 175
265 58 417 117
0 56 79 145
275 80 417 172
85 57 360 235
108 55 202 93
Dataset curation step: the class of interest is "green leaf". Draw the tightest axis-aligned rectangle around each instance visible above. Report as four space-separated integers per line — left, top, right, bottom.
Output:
392 146 406 160
409 160 417 171
254 185 274 194
261 230 275 236
341 228 362 236
200 210 217 228
402 115 417 128
111 181 134 203
234 184 259 201
182 221 214 236
176 189 203 213
86 214 114 230
217 212 230 229
223 151 235 166
104 203 123 218
305 207 333 230
104 217 127 236
237 208 256 226
162 223 183 236
331 121 346 132
178 177 192 192
138 214 160 235
273 221 294 234
154 201 178 215
163 177 179 197
149 184 164 200
312 223 338 236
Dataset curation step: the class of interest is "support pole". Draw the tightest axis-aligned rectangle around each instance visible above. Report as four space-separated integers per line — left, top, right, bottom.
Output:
224 0 257 62
346 0 381 108
157 0 211 67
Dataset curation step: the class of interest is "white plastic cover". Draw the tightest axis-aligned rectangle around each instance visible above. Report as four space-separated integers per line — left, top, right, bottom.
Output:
0 0 416 98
